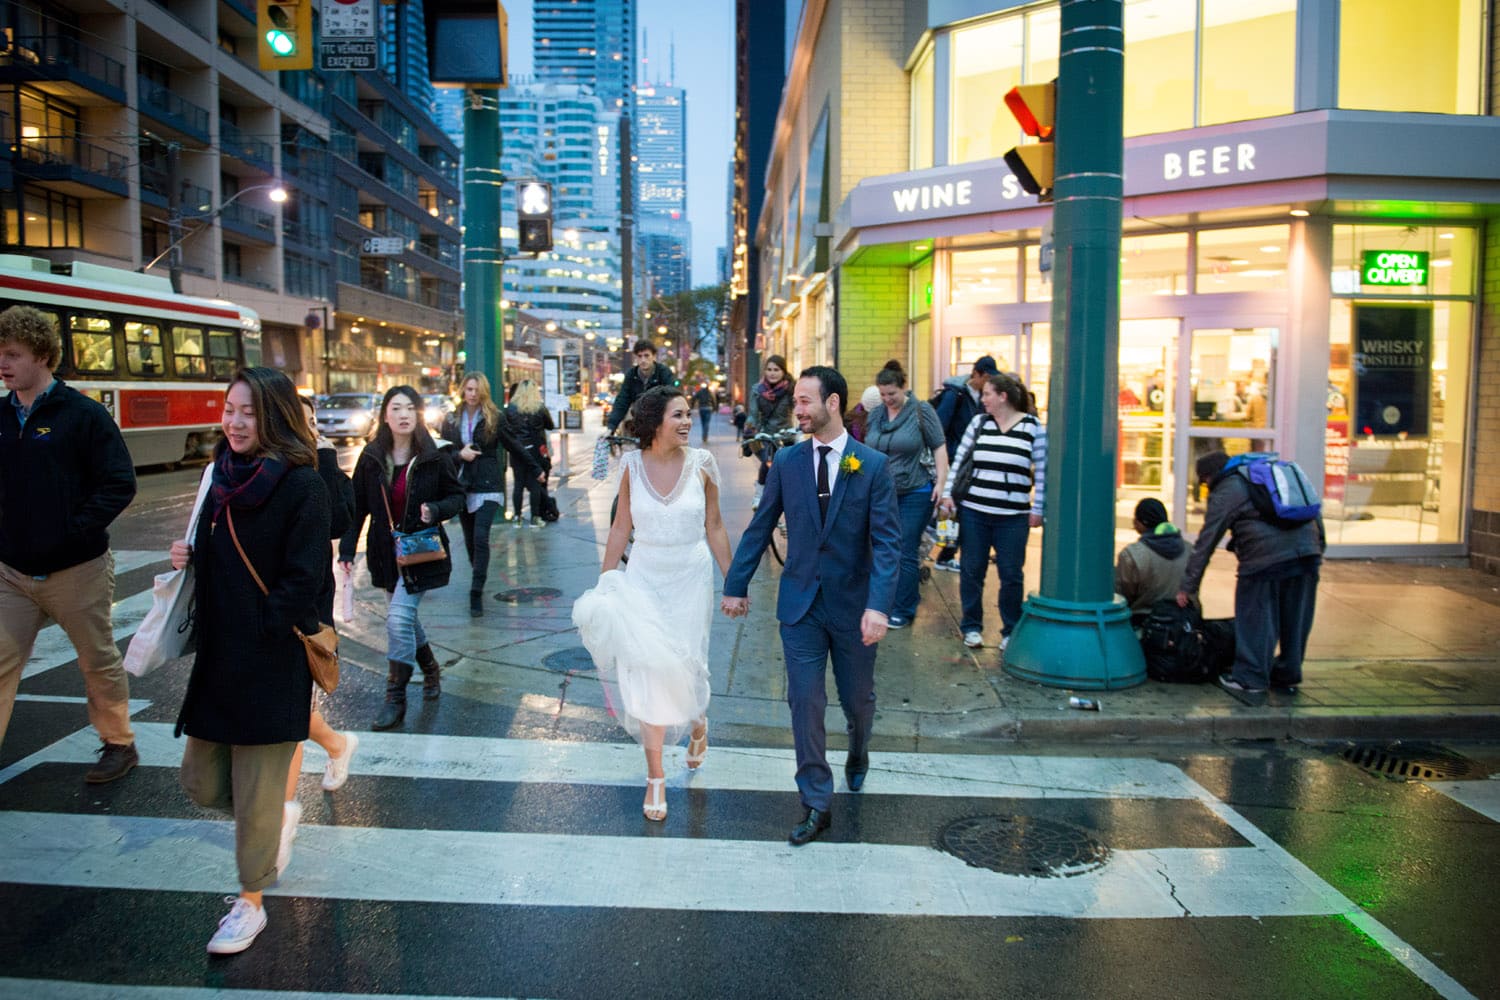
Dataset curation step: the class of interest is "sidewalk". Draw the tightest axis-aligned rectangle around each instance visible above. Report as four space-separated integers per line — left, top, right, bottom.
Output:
337 406 1500 745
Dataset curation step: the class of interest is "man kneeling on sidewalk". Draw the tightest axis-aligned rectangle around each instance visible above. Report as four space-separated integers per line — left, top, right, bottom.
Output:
0 305 139 781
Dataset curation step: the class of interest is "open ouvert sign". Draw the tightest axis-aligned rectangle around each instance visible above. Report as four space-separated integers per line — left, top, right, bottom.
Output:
1360 250 1429 287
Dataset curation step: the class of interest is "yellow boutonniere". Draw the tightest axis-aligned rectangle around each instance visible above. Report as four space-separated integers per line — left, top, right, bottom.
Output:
840 454 861 475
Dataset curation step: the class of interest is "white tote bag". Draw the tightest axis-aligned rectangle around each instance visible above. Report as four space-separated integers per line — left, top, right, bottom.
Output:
124 465 214 677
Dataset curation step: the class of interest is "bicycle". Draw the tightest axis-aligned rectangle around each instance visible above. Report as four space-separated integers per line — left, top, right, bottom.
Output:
742 428 801 566
600 433 640 564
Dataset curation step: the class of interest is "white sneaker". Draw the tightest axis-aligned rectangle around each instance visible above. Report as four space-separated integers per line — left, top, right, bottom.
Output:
999 635 1010 652
963 631 984 648
935 558 961 573
321 731 359 792
277 800 301 876
206 896 267 955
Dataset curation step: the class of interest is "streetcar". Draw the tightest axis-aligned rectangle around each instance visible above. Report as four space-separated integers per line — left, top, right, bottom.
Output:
0 255 263 467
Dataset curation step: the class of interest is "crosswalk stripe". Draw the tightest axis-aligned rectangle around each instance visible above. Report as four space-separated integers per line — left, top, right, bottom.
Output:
22 588 156 681
15 696 152 711
0 979 533 1000
0 808 1342 920
1427 780 1500 823
6 722 1203 800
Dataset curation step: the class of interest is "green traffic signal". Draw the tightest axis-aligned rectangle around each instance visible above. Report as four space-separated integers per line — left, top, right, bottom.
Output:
265 5 295 54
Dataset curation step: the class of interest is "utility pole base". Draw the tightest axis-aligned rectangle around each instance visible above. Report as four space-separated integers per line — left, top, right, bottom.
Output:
1003 594 1146 691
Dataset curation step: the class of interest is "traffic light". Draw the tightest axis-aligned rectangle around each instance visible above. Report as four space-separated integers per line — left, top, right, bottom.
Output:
516 181 553 253
258 0 312 70
1002 81 1056 200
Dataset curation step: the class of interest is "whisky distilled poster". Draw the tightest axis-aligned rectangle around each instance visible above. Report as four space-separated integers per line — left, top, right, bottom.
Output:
1352 304 1431 437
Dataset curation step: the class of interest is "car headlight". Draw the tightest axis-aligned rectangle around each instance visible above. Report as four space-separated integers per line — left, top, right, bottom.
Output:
426 406 443 424
350 412 372 429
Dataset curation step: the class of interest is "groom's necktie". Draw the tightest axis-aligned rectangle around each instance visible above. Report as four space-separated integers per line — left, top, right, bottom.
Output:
817 445 832 521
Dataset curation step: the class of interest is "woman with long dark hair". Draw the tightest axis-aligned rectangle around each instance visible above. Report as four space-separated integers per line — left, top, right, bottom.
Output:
170 367 331 954
867 360 948 628
339 386 465 730
441 373 536 615
507 379 555 525
744 354 792 509
574 387 733 821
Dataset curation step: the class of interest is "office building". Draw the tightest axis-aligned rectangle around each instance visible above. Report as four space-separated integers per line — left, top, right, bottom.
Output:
635 82 690 299
533 0 637 113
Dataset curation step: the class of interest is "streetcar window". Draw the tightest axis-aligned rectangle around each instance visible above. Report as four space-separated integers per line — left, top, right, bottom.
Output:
172 325 207 377
124 322 164 376
70 315 116 373
208 330 238 379
241 329 263 366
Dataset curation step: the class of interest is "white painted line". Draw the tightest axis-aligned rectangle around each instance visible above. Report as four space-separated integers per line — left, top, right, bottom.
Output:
0 980 537 1000
21 589 156 681
1181 776 1478 1000
15 696 152 713
0 810 1339 920
6 722 1203 800
1426 779 1500 824
111 550 170 576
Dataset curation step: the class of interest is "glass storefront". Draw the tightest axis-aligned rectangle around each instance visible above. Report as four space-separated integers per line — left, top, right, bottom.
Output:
1339 0 1484 114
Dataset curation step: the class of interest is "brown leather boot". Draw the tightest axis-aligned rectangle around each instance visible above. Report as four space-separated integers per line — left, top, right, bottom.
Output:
373 660 413 730
416 643 441 700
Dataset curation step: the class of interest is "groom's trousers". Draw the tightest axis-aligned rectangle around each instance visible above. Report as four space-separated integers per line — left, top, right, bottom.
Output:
781 590 878 811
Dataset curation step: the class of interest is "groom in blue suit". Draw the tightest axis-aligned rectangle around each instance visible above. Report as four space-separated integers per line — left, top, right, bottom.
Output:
723 365 901 845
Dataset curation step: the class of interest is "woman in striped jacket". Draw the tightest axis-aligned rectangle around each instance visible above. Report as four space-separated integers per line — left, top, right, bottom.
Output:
938 373 1046 653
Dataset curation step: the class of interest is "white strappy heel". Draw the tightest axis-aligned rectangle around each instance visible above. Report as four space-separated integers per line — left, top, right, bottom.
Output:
686 721 708 770
643 777 667 821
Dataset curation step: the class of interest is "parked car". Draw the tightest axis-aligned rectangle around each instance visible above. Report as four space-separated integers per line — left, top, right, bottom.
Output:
316 392 381 444
423 393 454 431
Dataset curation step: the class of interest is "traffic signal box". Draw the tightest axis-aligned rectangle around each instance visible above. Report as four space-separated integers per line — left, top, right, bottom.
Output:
258 0 312 71
1003 81 1056 200
517 181 553 253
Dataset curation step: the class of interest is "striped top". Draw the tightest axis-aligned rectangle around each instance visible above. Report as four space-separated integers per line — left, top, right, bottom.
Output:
943 413 1047 517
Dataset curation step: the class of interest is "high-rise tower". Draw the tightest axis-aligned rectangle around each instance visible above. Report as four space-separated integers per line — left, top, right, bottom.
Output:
533 0 637 114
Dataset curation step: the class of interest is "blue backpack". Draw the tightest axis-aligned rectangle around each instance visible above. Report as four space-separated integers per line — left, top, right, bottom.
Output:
1223 452 1321 528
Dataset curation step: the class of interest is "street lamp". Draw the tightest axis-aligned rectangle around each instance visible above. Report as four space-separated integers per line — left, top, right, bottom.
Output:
144 181 289 292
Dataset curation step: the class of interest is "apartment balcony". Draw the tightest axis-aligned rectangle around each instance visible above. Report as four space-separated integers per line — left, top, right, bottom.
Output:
220 120 274 172
219 199 277 244
137 75 210 144
12 133 128 198
0 34 126 106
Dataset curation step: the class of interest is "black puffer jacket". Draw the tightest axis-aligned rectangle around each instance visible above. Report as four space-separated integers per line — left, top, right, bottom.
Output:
507 405 555 473
175 462 331 744
340 441 465 594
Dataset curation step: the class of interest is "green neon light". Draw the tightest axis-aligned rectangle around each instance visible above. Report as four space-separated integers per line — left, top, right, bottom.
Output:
266 29 295 55
1360 250 1428 286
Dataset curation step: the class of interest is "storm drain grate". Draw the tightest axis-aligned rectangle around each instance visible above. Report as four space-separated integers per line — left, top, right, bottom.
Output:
494 587 563 604
1339 742 1475 781
540 647 596 673
936 815 1110 878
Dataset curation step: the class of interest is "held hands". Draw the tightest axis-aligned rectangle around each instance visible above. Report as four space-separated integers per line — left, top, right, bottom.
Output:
169 540 192 570
721 595 750 619
861 610 889 646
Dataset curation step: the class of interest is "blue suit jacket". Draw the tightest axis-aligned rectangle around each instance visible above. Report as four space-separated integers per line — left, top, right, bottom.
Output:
725 437 902 628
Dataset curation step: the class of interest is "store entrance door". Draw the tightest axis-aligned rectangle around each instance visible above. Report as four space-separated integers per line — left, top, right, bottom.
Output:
1116 318 1179 529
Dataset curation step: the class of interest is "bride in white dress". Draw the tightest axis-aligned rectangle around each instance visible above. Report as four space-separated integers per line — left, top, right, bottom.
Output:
572 387 734 821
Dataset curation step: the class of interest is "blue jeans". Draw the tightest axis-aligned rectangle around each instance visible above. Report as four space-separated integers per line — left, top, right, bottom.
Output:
698 408 713 441
387 577 428 667
958 507 1031 636
891 487 933 620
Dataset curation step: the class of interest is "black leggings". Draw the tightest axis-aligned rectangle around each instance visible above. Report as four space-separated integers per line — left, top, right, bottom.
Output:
513 470 549 519
459 499 499 590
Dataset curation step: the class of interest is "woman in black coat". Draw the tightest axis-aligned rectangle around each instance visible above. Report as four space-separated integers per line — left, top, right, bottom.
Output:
170 367 331 955
440 372 539 616
506 379 555 525
339 385 465 731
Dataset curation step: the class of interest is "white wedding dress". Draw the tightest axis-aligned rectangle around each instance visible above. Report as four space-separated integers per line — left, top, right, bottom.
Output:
572 448 718 746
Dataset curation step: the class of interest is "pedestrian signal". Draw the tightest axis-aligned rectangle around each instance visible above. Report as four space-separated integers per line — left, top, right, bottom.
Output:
258 0 312 70
1002 81 1056 200
517 181 553 253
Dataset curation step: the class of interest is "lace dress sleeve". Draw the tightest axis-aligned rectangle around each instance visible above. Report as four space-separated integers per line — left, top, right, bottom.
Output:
697 448 722 487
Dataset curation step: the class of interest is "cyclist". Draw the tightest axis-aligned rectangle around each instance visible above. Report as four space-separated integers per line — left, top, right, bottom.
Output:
743 354 793 509
606 339 675 434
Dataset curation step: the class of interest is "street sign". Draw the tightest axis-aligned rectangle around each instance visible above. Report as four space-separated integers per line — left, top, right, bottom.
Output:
320 0 377 70
361 237 404 256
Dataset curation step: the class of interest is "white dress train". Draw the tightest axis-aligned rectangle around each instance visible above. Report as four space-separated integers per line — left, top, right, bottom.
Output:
572 448 719 746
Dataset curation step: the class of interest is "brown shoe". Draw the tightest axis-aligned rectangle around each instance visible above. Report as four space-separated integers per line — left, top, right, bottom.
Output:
85 742 139 783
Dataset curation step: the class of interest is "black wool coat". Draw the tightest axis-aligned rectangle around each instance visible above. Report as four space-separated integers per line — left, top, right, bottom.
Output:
440 409 541 492
340 441 466 593
175 463 331 745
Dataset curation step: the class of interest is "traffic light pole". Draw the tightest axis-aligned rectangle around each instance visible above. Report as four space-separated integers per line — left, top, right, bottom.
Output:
463 89 504 396
1003 0 1146 691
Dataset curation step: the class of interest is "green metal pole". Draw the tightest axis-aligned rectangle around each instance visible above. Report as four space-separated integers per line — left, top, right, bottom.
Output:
464 89 504 393
1003 0 1146 691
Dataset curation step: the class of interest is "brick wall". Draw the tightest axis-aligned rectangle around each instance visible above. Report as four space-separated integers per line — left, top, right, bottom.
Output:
835 0 909 197
838 264 909 391
1473 5 1500 576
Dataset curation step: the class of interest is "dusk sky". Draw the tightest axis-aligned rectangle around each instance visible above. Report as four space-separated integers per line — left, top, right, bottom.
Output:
505 0 737 287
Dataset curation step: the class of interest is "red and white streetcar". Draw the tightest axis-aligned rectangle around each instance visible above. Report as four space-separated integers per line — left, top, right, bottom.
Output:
0 255 263 467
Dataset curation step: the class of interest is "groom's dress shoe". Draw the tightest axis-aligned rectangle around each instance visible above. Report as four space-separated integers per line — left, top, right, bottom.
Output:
845 754 869 792
789 808 831 846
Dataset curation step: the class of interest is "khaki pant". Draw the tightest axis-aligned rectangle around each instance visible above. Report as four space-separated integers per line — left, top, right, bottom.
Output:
0 552 134 748
180 738 297 893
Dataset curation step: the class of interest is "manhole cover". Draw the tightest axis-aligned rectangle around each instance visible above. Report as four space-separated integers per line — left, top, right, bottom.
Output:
1339 742 1475 781
540 646 596 673
494 587 563 604
935 815 1109 878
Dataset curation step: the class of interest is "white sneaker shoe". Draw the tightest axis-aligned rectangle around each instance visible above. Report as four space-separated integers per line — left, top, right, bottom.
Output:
963 631 984 648
999 635 1010 652
206 896 267 955
935 558 961 573
277 800 301 876
321 731 359 792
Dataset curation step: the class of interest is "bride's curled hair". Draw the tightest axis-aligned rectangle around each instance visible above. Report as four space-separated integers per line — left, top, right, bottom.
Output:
631 385 686 448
